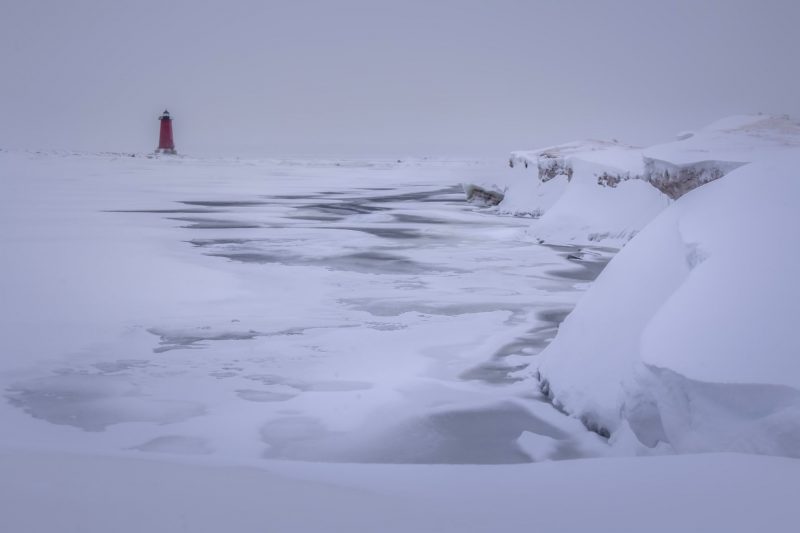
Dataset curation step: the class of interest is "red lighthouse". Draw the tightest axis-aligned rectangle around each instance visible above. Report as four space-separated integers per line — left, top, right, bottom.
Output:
156 109 176 154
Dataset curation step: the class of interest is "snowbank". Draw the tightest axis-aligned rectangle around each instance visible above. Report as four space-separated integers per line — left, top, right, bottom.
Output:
536 153 800 456
495 114 800 244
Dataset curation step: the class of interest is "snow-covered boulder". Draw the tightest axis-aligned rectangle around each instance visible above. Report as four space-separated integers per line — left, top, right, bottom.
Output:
535 154 800 456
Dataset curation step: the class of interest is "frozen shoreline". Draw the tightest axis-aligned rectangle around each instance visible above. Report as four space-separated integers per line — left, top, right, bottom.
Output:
0 151 611 467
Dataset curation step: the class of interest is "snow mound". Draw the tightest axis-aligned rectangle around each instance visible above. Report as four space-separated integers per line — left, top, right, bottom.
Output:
536 153 800 457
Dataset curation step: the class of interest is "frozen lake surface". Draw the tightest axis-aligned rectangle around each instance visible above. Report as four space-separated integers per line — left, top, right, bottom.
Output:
1 155 613 463
3 153 800 533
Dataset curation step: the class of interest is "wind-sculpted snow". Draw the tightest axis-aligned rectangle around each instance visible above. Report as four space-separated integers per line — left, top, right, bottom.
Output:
536 155 800 456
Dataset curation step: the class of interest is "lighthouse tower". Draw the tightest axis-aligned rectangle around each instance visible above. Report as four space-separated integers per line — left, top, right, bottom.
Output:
156 109 177 154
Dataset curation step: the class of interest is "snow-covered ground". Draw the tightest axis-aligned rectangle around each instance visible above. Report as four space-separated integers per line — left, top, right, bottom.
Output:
4 451 798 533
1 141 798 532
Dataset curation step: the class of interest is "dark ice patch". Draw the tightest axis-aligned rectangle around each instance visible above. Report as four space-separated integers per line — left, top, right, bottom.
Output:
343 299 524 320
391 213 449 225
265 194 328 200
325 226 423 240
242 374 371 394
259 402 567 464
188 238 263 247
92 359 154 374
148 327 263 353
291 380 372 392
132 435 213 454
105 208 220 214
537 309 572 325
237 389 297 402
325 251 436 274
459 361 528 384
545 264 606 281
207 252 283 265
209 250 447 275
298 202 390 216
167 217 261 229
364 187 463 204
285 213 346 222
179 200 269 207
6 375 205 432
460 310 572 384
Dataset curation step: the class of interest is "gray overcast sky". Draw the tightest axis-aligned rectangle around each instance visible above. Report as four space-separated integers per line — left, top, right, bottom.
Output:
2 0 799 157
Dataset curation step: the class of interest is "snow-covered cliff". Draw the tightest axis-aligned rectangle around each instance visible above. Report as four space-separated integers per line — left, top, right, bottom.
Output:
492 114 800 245
528 117 800 457
498 139 664 243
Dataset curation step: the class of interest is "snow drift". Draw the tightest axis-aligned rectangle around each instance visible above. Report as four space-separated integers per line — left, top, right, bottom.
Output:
535 150 800 457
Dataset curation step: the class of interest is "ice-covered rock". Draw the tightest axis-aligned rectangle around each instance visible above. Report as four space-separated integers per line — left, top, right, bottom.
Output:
463 184 504 206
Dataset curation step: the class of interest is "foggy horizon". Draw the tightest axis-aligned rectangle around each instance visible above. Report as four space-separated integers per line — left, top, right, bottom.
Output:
2 0 799 158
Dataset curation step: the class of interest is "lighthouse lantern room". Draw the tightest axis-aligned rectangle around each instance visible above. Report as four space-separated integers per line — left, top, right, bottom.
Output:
156 109 177 154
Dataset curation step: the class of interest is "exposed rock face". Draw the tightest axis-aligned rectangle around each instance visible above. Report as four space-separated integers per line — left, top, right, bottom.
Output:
597 158 746 199
464 184 504 206
537 153 574 182
510 115 800 201
596 171 630 188
464 115 799 244
641 158 746 199
510 140 627 184
638 115 800 198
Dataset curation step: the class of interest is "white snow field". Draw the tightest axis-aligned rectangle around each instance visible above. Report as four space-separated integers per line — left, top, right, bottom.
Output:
1 128 798 533
3 451 798 533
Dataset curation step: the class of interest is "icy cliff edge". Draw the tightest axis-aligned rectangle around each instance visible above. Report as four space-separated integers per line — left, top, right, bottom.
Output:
493 115 800 244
